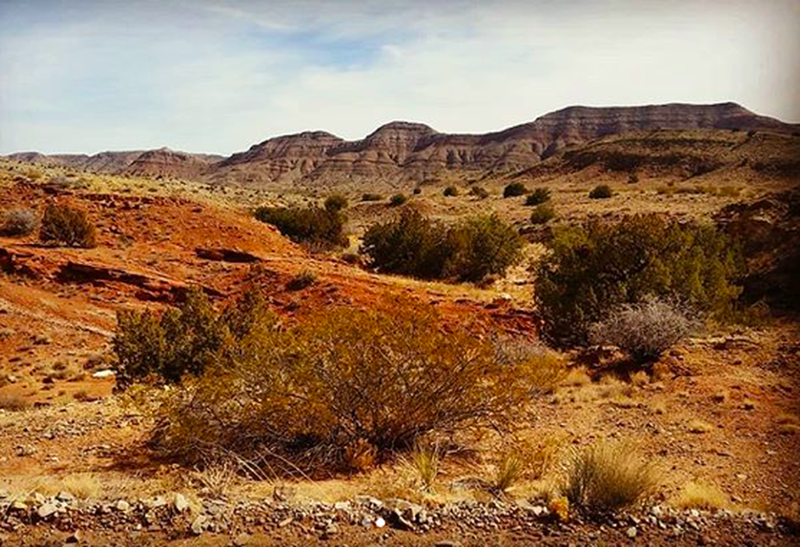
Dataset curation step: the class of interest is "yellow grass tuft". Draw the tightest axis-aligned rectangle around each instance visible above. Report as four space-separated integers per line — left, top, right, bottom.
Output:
688 419 714 434
672 481 730 510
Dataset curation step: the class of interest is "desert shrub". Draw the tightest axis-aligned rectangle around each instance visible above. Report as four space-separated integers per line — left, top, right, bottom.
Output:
530 204 556 225
561 441 658 514
361 193 382 202
534 215 743 345
525 187 551 206
146 299 556 473
588 184 613 199
503 182 527 198
406 444 441 492
443 186 459 197
1 208 37 237
114 288 275 386
324 194 348 212
412 186 422 195
389 193 408 206
361 209 524 282
286 270 317 290
0 393 31 411
39 203 96 248
628 172 639 184
588 297 697 363
469 186 489 199
493 453 525 494
254 205 346 248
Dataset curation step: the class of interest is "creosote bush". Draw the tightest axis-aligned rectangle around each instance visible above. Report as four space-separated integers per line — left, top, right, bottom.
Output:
525 187 551 206
534 215 743 345
503 182 527 198
39 203 97 248
589 297 698 363
589 184 613 199
561 441 658 514
1 208 37 237
254 204 346 249
361 208 524 282
141 297 560 474
389 193 408 206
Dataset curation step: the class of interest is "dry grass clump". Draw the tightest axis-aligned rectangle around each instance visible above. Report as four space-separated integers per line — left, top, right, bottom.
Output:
0 393 31 412
286 270 317 291
39 202 97 248
589 297 698 364
777 413 800 435
405 445 441 492
143 297 559 476
1 208 37 236
560 441 658 514
493 453 525 494
672 481 730 510
688 419 714 433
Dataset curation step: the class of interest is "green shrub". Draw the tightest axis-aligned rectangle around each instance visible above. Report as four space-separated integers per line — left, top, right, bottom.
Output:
1 208 37 237
529 204 556 225
503 182 527 198
443 186 459 197
39 203 96 248
254 205 346 249
361 209 524 282
561 441 658 515
525 187 551 206
389 194 408 206
114 288 275 386
534 215 744 345
324 194 348 212
361 193 382 202
145 298 561 473
589 184 613 199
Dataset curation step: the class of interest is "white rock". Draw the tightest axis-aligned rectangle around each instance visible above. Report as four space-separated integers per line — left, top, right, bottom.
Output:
173 493 189 513
626 526 637 538
375 517 386 528
92 369 116 379
37 503 58 519
191 515 207 535
115 500 130 512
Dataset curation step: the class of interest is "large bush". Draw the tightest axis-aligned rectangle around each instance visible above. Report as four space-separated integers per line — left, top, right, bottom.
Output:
588 297 698 363
1 208 37 237
589 184 613 199
254 205 346 249
361 209 524 282
114 288 275 386
534 215 743 345
144 298 561 473
39 203 97 248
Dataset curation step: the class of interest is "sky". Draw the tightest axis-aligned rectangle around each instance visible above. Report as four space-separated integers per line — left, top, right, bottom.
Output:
0 0 798 155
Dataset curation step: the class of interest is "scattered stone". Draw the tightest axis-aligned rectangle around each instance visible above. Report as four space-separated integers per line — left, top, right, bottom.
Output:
278 517 293 528
115 500 130 512
232 533 252 546
92 370 115 379
64 531 82 545
435 541 463 547
37 502 58 519
191 515 207 535
173 493 189 513
56 491 75 503
626 526 638 538
273 485 296 502
375 517 386 528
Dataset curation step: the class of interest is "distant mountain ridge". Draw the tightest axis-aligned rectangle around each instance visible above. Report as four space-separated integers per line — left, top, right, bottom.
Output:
5 102 797 186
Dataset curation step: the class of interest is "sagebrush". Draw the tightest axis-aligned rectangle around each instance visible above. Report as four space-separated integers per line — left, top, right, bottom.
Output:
1 208 37 237
254 205 346 249
39 203 96 248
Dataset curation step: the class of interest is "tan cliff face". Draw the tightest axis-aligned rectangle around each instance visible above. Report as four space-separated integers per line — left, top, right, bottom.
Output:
5 103 797 187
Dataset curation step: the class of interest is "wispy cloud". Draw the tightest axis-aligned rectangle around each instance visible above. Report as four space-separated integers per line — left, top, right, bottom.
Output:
1 0 798 154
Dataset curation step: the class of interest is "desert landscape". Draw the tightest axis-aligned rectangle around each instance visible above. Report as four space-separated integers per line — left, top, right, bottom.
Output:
2 1 800 546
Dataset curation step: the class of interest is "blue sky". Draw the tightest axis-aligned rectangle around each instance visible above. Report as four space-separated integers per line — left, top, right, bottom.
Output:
1 0 798 155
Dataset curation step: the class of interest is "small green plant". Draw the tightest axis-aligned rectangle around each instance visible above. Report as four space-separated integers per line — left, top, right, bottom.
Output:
361 193 382 202
525 187 551 206
324 194 348 212
503 182 527 198
287 270 317 291
529 204 556 225
389 194 408 206
443 186 459 197
561 441 658 514
588 184 613 199
1 208 37 237
493 453 524 494
407 445 441 492
39 203 97 248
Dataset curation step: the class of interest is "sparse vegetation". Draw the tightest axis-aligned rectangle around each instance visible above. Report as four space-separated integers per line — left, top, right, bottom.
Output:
588 297 697 363
287 270 317 290
588 184 613 199
144 299 560 474
529 204 556 225
324 194 348 212
534 215 744 345
0 393 31 411
493 453 524 494
254 204 346 249
469 186 489 199
443 186 459 197
561 441 658 514
361 193 382 202
406 445 441 492
39 202 97 248
673 482 730 510
361 209 524 282
525 187 551 206
1 208 37 237
503 182 527 198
